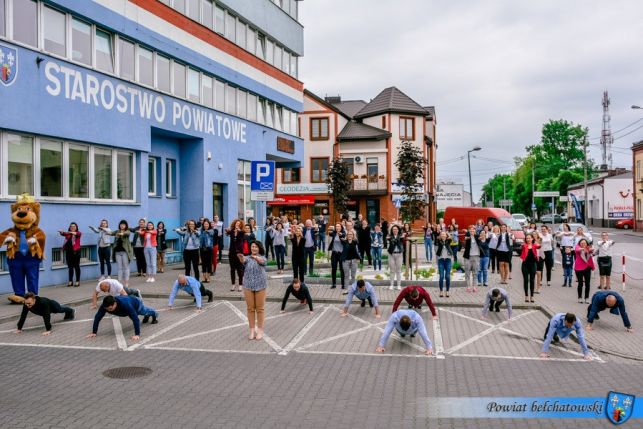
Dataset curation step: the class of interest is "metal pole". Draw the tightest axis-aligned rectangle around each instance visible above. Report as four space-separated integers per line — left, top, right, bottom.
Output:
583 136 588 224
532 157 535 219
467 150 473 206
551 196 555 227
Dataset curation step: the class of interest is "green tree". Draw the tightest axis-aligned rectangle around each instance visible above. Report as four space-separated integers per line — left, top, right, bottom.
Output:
480 173 513 208
326 157 351 220
394 140 427 222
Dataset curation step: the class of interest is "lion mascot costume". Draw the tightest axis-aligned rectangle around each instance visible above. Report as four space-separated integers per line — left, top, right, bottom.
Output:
0 194 46 304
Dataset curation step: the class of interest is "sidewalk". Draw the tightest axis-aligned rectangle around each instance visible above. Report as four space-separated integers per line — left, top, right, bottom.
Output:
1 257 641 360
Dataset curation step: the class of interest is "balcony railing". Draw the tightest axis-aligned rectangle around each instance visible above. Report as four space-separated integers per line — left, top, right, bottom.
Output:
350 176 387 192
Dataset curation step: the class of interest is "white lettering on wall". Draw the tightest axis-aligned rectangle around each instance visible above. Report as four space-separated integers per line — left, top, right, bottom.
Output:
43 60 248 143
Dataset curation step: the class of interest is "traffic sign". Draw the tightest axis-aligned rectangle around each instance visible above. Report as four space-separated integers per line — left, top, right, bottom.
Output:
499 199 513 206
250 160 275 201
531 203 537 210
533 191 560 197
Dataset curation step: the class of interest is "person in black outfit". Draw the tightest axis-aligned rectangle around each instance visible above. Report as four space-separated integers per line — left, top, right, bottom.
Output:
156 221 167 273
357 220 372 266
16 292 75 335
381 219 389 248
264 217 275 260
130 218 148 277
520 233 540 303
280 278 314 313
226 219 245 291
328 223 346 289
291 226 306 282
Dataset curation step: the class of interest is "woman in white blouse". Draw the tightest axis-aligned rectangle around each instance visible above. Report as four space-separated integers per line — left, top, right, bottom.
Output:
595 232 615 290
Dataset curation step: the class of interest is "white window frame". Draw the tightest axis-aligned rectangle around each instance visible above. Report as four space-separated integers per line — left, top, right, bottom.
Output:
148 156 158 196
165 158 175 197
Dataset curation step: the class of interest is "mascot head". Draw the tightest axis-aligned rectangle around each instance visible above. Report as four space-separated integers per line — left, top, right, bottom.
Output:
10 194 40 231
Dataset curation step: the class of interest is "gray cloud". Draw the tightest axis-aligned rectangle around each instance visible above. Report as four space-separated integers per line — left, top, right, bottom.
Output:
299 0 643 200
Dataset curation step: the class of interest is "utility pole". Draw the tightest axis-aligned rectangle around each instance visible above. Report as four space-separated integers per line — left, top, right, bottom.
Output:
503 176 507 199
583 135 588 224
531 157 536 219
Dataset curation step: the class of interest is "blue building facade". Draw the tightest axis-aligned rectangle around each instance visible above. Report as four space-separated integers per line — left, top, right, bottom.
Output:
0 0 304 292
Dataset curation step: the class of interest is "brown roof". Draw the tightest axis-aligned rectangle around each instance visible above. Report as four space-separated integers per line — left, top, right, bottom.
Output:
303 89 350 119
337 121 391 142
354 87 429 119
331 100 367 119
424 106 435 120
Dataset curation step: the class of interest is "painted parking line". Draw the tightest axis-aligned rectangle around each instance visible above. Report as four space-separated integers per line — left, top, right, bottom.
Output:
145 345 272 355
127 302 222 351
0 318 94 334
0 342 115 351
112 318 127 351
451 353 599 363
432 313 445 359
222 301 283 354
297 350 438 359
279 305 329 355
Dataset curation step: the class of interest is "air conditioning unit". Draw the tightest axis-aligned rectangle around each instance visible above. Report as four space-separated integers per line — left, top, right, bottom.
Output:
354 155 365 164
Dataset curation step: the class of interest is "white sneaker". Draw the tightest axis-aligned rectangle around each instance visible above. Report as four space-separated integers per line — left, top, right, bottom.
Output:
389 285 394 290
396 285 401 290
149 278 155 283
106 276 111 279
99 276 105 281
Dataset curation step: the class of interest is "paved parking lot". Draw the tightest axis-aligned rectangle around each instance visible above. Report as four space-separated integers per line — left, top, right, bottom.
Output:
0 298 602 363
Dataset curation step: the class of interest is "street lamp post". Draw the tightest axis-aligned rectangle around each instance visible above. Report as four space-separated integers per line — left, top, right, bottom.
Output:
467 146 482 206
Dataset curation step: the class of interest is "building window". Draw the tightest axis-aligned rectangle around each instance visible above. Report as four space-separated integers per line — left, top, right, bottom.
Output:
52 245 93 267
173 62 186 98
290 55 297 78
246 27 255 54
0 0 5 36
173 0 186 13
39 139 62 197
265 102 274 128
42 5 66 57
637 160 641 181
71 18 92 66
188 68 200 102
68 145 89 198
148 157 157 196
117 152 134 200
344 157 355 177
291 112 297 136
638 199 642 221
274 106 282 131
7 134 33 195
95 28 114 74
283 110 290 134
202 74 213 108
367 158 379 180
187 0 200 21
257 98 265 124
282 50 290 74
256 33 265 59
236 19 246 48
224 12 235 41
225 84 236 115
166 159 176 197
214 80 225 111
282 168 300 184
214 5 225 35
237 90 247 119
156 54 171 92
237 160 251 221
274 45 282 70
310 117 329 141
12 0 37 47
119 38 136 81
202 0 213 29
382 116 386 129
266 39 274 64
94 148 112 199
247 94 257 122
399 117 415 140
137 46 154 87
311 158 329 183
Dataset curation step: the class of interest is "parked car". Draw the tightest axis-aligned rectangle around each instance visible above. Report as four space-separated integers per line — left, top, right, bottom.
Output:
554 223 593 247
540 214 563 224
561 212 569 222
512 213 528 227
444 206 525 255
615 218 634 229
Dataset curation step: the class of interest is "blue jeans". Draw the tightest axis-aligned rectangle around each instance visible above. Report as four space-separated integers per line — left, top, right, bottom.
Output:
371 247 382 270
274 245 285 270
424 238 433 261
437 258 452 291
563 266 573 284
478 256 489 285
134 297 158 318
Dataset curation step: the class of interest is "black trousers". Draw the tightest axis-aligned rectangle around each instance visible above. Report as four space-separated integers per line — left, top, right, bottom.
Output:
218 236 224 259
134 246 146 274
489 249 497 272
49 300 74 317
229 251 244 285
265 238 275 260
331 251 345 287
98 246 112 276
576 268 592 299
543 250 554 282
359 245 372 265
543 321 560 342
183 248 200 279
200 247 213 274
65 250 81 282
489 298 504 312
521 261 536 297
292 257 305 283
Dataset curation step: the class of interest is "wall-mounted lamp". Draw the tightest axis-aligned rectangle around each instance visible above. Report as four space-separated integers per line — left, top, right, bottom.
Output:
36 56 44 68
218 163 223 170
207 151 212 161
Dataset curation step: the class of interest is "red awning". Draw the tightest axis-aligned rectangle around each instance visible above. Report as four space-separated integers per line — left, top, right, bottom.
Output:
268 195 316 205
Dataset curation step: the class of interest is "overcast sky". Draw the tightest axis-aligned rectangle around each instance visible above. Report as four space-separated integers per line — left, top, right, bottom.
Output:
299 0 643 201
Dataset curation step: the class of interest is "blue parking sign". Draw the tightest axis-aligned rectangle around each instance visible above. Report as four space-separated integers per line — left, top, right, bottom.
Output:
250 161 275 191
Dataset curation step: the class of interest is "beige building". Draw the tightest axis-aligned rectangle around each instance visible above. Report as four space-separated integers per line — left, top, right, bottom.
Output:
633 141 643 231
271 87 436 225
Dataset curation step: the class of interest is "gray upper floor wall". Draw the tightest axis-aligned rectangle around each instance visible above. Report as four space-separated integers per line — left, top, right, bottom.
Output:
220 0 304 56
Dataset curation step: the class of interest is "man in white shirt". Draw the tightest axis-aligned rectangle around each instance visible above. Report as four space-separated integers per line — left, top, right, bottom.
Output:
213 215 224 260
91 279 141 309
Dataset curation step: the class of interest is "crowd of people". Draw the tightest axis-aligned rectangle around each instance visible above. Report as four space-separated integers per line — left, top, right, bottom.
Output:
10 212 631 359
